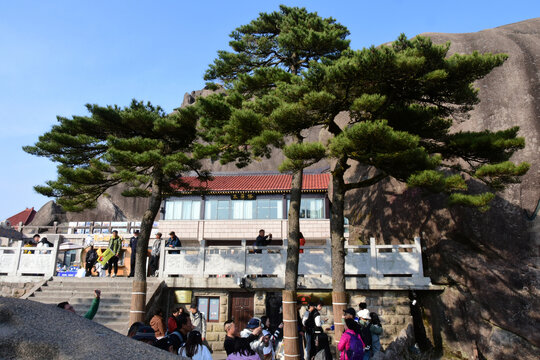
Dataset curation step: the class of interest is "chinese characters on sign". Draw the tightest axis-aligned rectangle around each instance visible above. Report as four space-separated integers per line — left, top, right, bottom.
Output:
231 193 257 200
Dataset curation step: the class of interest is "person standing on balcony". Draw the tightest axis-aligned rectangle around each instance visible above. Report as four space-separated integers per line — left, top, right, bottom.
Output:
166 231 181 254
128 230 140 277
107 230 122 277
254 229 272 253
85 245 98 276
23 234 39 254
149 232 162 276
299 232 306 254
36 235 53 254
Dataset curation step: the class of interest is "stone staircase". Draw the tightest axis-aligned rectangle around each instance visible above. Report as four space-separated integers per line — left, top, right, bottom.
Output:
26 277 162 334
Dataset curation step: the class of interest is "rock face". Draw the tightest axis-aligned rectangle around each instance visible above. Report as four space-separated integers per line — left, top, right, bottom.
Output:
346 18 540 359
0 296 176 359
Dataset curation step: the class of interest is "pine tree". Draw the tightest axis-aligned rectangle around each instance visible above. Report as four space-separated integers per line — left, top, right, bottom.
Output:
202 6 349 358
300 34 529 339
24 100 208 324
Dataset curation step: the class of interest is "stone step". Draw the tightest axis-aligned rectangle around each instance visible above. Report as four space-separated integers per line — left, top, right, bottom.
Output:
31 293 132 302
32 288 133 296
35 300 132 312
32 297 131 309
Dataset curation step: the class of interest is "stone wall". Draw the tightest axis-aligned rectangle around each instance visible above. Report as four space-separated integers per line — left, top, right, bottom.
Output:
159 288 414 354
0 281 37 298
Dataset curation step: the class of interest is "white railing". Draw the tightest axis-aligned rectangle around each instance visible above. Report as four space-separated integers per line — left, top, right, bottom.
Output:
160 237 429 284
0 235 60 277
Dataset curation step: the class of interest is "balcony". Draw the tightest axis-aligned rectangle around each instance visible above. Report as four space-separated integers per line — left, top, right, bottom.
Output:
159 237 432 290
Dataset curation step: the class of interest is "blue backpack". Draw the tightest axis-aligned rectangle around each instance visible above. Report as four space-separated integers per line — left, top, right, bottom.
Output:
346 332 365 360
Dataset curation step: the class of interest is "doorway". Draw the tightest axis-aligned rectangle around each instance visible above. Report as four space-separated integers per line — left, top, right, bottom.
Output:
229 292 254 333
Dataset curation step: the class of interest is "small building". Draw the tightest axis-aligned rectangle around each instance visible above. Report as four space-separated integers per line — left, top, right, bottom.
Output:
6 207 36 231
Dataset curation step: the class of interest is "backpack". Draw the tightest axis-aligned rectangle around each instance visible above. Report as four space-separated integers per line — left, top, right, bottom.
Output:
346 332 365 360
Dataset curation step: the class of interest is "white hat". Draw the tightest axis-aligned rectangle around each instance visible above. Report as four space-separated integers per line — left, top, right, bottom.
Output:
358 309 371 320
262 329 271 337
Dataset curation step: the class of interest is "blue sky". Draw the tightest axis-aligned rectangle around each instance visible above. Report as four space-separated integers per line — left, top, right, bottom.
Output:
1 0 538 220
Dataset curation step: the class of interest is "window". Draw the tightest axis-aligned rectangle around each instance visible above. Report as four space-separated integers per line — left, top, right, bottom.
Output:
257 199 282 219
205 197 282 220
197 297 220 322
164 199 201 220
287 198 325 219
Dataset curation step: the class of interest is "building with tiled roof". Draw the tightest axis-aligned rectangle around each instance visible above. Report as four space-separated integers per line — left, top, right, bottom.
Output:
160 171 333 241
6 207 36 230
175 173 330 194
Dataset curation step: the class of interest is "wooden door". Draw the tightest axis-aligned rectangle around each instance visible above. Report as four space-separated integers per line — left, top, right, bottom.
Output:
229 292 254 334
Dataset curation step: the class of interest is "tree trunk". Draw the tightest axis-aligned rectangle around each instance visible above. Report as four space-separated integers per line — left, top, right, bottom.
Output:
283 168 303 360
129 181 162 325
330 160 347 342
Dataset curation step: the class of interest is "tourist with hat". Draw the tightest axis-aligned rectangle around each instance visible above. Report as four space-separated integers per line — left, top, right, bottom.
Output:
149 232 163 276
166 231 181 254
357 309 373 359
224 319 262 355
128 230 140 277
132 325 157 345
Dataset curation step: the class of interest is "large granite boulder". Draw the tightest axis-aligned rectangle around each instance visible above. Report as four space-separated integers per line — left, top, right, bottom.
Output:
0 296 175 359
344 18 540 359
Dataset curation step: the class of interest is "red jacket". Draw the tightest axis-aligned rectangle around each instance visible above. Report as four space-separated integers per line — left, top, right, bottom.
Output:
168 316 177 333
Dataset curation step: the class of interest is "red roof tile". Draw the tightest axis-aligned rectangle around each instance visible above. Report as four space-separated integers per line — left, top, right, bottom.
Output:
174 174 330 193
6 207 36 228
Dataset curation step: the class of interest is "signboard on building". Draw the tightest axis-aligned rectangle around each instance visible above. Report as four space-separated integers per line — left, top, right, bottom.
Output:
297 292 339 306
175 290 192 304
231 193 257 200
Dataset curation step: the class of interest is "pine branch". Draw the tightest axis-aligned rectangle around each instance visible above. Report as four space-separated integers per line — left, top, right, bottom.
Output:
344 172 388 191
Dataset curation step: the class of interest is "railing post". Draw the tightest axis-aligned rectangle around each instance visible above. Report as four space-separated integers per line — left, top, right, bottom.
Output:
326 238 332 278
47 235 61 277
413 236 423 278
369 237 380 277
10 240 23 276
282 238 288 278
159 236 166 278
241 239 247 275
199 240 206 275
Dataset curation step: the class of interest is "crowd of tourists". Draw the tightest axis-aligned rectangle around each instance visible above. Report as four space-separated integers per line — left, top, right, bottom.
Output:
55 285 383 359
80 230 181 277
123 299 382 360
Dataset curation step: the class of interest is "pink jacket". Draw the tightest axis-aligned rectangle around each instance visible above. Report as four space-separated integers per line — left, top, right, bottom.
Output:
337 329 364 360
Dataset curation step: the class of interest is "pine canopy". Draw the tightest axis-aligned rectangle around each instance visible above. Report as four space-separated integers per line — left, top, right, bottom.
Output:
24 100 206 212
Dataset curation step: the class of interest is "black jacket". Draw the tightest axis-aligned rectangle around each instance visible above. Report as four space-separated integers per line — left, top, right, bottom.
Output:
224 334 258 355
86 249 98 264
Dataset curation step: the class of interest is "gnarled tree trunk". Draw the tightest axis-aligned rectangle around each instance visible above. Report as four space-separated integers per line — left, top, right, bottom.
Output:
283 168 303 360
130 181 162 324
